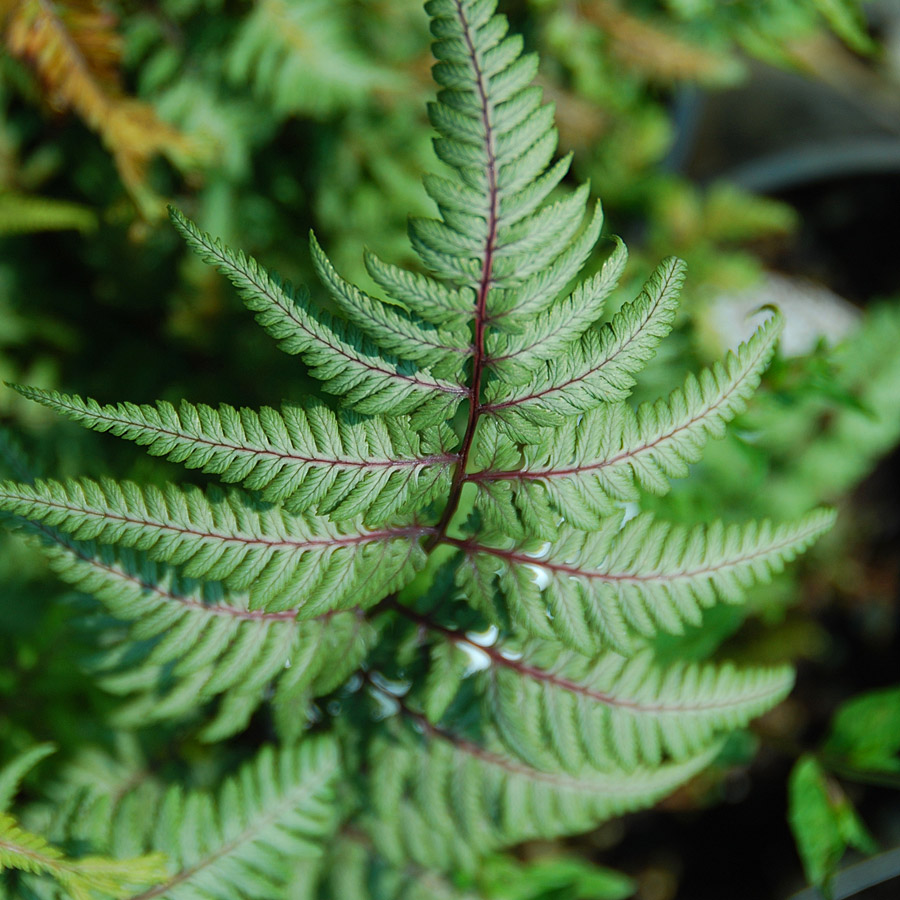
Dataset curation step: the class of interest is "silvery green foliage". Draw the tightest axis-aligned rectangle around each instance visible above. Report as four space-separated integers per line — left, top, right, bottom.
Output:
0 0 832 896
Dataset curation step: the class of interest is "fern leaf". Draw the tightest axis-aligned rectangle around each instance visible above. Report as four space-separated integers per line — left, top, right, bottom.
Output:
453 509 835 653
12 387 459 524
367 718 720 873
476 314 783 529
482 646 793 772
3 0 196 217
398 601 793 772
363 251 475 329
0 478 428 614
487 194 605 325
310 233 472 377
227 0 402 118
170 209 466 424
0 812 166 900
52 741 340 900
0 745 55 814
13 517 372 738
482 258 686 439
416 0 598 314
143 741 339 898
484 234 627 384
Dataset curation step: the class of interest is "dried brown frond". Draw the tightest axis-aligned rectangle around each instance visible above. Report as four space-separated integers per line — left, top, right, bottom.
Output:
2 0 197 218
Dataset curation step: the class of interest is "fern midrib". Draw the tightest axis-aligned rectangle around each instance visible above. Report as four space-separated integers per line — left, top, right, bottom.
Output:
445 524 821 582
428 0 499 546
127 756 337 900
473 323 771 481
485 658 786 714
482 264 680 413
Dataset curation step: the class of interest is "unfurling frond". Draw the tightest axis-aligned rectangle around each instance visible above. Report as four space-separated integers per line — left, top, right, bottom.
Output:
2 0 196 216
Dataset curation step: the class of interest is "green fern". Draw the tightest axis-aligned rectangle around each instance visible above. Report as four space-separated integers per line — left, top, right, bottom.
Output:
227 0 403 119
0 747 166 900
0 0 834 895
12 740 339 900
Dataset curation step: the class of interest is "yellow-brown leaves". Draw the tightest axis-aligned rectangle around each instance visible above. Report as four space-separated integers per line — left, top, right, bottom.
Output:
1 0 197 218
579 0 741 85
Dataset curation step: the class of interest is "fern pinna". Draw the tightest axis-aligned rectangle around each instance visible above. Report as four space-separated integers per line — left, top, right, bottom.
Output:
0 1 832 897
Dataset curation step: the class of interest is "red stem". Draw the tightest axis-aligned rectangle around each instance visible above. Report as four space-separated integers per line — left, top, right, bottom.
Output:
426 0 499 549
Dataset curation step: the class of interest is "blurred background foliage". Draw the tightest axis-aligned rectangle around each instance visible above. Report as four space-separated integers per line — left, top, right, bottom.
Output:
1 0 900 897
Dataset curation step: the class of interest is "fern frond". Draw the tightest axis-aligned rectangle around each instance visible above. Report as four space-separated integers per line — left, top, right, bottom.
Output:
367 716 720 873
482 646 793 772
3 0 196 217
15 518 372 738
453 509 835 653
0 812 166 900
310 233 473 378
363 250 476 329
170 209 466 424
475 313 783 529
483 235 627 385
487 194 606 325
481 258 686 439
0 478 428 614
37 741 340 900
12 387 459 524
227 0 402 118
139 740 339 899
0 745 55 814
398 601 793 771
411 0 598 311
